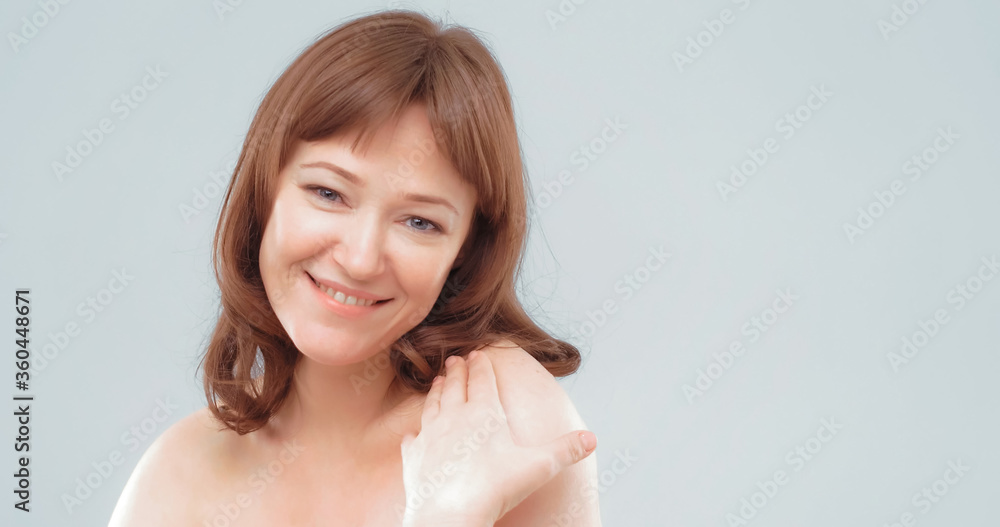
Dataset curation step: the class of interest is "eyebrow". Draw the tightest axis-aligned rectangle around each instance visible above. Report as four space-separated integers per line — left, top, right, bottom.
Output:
300 161 460 216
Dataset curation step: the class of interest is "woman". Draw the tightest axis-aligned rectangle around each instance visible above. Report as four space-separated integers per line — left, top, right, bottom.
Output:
110 9 600 526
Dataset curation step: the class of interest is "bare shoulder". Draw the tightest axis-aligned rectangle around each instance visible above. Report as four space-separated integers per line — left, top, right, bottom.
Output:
476 339 587 438
108 406 236 526
477 339 602 527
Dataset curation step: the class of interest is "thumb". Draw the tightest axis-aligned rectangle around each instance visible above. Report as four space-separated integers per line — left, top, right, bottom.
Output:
544 430 597 473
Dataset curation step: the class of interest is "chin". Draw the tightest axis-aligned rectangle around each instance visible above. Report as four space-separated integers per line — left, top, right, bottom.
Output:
288 324 385 366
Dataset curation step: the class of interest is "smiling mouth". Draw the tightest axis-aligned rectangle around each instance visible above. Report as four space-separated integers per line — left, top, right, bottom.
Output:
306 273 392 307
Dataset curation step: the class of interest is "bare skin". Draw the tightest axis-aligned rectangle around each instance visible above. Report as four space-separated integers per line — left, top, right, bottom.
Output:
109 343 601 526
110 103 601 525
165 381 423 525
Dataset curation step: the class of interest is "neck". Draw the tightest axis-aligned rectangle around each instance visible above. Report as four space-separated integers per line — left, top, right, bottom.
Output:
266 348 422 454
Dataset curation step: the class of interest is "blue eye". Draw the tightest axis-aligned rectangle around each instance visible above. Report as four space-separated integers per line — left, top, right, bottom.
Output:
308 185 442 235
312 187 342 202
407 217 441 234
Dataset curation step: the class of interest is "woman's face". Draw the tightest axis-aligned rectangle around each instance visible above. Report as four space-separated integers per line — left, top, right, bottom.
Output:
258 103 477 365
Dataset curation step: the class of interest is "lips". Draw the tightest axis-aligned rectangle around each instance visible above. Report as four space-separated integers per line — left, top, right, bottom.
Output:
305 272 392 306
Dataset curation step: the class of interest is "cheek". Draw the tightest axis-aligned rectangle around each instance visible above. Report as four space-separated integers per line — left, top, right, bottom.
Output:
258 200 314 302
398 257 455 307
258 223 279 288
258 228 293 311
265 203 328 267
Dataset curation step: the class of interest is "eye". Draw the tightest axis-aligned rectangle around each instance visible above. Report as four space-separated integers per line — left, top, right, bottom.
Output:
309 186 343 203
307 185 441 234
406 217 442 234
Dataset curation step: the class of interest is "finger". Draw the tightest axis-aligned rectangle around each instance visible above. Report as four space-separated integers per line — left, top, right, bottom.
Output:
439 355 468 408
506 430 598 510
422 375 445 423
466 350 501 406
543 430 597 476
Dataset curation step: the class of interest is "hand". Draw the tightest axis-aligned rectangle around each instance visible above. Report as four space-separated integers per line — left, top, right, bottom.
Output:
399 349 597 526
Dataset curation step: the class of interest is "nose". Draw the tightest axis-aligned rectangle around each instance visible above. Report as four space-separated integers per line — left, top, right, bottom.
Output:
330 210 386 281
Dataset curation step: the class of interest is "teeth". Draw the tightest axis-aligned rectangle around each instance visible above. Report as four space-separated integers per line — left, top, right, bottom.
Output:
317 282 377 307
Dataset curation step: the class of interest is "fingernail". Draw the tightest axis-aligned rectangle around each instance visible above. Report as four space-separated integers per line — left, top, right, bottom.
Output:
579 431 597 453
468 350 480 361
445 356 457 367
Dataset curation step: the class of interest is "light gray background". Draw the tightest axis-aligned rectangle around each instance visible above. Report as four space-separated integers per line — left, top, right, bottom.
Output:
2 0 999 525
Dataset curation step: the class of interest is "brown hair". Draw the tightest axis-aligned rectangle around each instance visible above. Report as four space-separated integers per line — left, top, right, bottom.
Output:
199 9 581 434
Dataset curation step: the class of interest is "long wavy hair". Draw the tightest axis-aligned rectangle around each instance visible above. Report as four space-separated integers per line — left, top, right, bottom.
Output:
198 9 581 434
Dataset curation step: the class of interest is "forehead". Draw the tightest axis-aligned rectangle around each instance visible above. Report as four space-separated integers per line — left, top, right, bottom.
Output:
304 109 441 165
284 105 477 210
